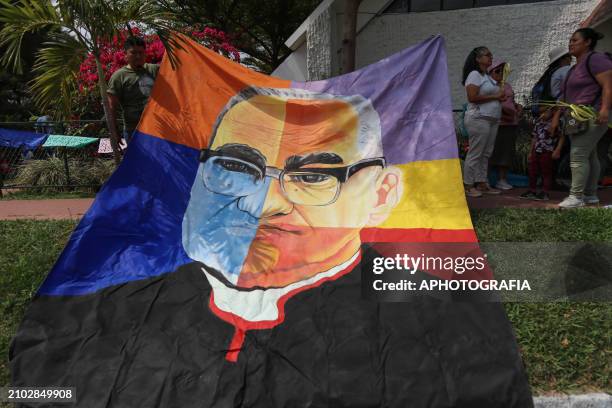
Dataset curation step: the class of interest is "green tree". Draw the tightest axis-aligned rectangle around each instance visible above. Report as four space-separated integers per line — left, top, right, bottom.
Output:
0 25 47 122
163 0 320 73
0 0 185 163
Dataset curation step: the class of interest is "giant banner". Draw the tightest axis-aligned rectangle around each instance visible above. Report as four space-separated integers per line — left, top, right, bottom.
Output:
11 36 532 407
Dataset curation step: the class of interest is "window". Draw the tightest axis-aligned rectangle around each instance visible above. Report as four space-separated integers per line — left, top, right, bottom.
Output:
474 0 507 6
383 0 555 13
443 0 474 10
385 0 409 13
411 0 441 12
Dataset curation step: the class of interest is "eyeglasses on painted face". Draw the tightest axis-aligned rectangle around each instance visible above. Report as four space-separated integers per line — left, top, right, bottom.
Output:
199 148 386 206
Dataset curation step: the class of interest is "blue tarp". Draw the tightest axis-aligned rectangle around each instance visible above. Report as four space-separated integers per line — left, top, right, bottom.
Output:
0 128 48 151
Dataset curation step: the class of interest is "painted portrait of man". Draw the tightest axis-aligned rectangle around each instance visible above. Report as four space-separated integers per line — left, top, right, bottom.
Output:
182 87 402 325
10 38 533 407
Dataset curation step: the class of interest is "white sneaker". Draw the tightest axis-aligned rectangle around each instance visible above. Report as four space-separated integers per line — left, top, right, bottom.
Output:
558 195 585 208
495 180 513 190
583 195 599 204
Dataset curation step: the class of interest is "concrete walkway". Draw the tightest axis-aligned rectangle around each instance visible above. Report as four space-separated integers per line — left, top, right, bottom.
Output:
534 393 611 407
0 198 94 220
0 187 611 220
467 187 612 209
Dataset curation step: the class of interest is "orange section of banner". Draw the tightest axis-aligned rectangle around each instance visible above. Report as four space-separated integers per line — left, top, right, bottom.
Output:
138 37 291 150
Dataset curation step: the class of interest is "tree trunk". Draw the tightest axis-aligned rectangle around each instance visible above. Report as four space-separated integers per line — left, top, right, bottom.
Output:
94 57 122 165
341 0 362 74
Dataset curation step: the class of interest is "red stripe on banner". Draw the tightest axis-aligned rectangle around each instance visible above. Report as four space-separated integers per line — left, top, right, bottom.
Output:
226 328 246 363
212 253 363 362
360 228 478 243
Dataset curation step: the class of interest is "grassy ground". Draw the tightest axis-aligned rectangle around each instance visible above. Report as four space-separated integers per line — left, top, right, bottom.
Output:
472 208 612 394
0 209 610 395
472 208 612 241
0 220 77 397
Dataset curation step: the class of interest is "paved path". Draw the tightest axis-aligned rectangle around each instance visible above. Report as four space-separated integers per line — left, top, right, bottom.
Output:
0 198 94 220
467 186 612 209
0 188 611 220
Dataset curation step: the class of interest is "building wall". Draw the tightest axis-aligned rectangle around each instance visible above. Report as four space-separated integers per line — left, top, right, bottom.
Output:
594 18 612 53
272 43 308 81
306 7 334 80
352 0 598 108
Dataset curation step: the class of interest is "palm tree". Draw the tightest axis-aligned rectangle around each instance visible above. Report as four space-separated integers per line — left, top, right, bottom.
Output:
0 0 185 163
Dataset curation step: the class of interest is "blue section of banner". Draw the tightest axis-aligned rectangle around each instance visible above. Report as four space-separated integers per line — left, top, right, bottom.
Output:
38 132 198 296
0 128 48 151
182 164 266 282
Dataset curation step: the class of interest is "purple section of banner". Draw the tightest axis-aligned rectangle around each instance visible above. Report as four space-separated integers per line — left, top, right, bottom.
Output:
291 36 457 165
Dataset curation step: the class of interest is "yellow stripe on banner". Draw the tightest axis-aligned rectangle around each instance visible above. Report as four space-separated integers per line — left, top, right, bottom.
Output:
379 158 473 230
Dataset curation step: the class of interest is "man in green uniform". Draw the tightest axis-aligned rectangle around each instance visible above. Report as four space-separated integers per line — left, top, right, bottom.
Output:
107 36 159 144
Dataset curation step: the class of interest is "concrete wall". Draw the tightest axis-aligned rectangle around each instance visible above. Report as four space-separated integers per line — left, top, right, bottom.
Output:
272 43 307 81
352 0 599 108
594 17 612 53
306 6 334 80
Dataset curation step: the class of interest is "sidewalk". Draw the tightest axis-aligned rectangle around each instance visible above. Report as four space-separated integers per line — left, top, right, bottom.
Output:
0 198 94 220
467 187 612 209
0 188 611 220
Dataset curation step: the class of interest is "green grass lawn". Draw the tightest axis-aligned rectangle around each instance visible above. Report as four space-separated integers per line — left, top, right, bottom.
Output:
473 208 611 394
0 209 610 395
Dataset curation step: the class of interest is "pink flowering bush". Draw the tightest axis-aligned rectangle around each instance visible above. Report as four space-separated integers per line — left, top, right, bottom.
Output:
77 26 240 93
73 27 239 122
